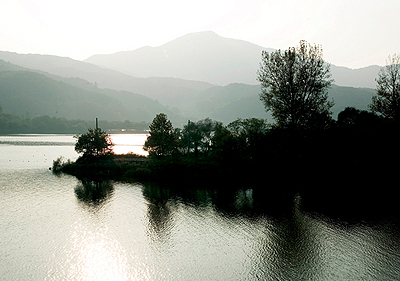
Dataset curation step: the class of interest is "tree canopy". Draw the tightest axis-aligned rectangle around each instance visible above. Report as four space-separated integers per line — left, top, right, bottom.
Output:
74 128 114 156
369 54 400 123
143 113 180 157
181 118 222 156
257 40 334 130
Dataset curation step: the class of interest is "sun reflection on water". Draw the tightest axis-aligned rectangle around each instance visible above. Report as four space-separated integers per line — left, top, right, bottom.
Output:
64 220 151 281
62 179 151 281
68 228 129 280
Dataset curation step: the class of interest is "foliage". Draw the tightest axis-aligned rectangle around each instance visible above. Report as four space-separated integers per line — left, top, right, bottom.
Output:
369 54 400 123
181 118 222 155
74 128 114 156
227 118 268 140
143 113 180 157
225 118 269 158
257 40 334 130
209 122 237 158
52 156 72 173
337 107 382 129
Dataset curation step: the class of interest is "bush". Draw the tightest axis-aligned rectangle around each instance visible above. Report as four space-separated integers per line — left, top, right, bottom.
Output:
52 156 71 173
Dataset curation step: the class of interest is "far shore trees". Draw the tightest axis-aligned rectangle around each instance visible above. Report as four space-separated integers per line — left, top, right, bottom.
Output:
74 128 114 157
369 54 400 123
257 40 334 130
144 113 180 157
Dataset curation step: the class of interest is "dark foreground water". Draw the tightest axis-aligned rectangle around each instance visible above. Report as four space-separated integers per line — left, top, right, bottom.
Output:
1 135 400 280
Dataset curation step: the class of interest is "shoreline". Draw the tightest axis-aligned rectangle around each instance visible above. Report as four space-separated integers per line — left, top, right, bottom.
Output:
53 152 400 222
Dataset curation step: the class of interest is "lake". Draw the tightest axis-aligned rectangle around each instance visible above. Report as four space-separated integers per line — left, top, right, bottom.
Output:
1 134 400 280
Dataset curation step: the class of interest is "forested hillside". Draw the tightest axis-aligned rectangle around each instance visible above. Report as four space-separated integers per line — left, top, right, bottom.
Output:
0 60 179 123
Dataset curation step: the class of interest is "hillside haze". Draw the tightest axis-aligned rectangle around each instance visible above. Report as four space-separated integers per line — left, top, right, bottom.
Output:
0 60 179 123
85 31 381 88
0 50 215 111
85 31 274 85
0 32 380 125
330 65 380 89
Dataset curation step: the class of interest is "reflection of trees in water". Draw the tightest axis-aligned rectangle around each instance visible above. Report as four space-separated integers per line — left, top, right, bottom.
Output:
213 187 296 219
273 201 321 279
141 182 176 247
139 182 400 279
141 183 319 279
142 181 297 223
141 182 330 278
74 178 114 207
250 196 325 280
141 183 237 247
141 181 298 244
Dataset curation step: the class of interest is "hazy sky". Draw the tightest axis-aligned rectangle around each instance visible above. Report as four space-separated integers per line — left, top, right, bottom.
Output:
1 0 399 68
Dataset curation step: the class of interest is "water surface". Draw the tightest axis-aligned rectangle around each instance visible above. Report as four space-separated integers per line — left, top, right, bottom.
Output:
1 135 399 280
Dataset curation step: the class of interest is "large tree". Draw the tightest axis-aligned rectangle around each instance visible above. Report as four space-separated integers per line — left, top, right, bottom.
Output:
369 54 400 123
257 40 334 130
144 113 180 157
74 128 114 156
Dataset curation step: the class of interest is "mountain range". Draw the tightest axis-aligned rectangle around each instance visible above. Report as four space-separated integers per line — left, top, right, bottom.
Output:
85 31 381 88
0 60 179 123
0 31 380 126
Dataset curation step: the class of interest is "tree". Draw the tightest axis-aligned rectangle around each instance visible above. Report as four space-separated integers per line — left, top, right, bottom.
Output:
74 128 114 156
369 54 400 123
143 113 180 157
257 40 334 130
337 107 382 129
181 120 202 156
210 122 234 154
181 118 221 156
228 118 268 139
227 118 269 157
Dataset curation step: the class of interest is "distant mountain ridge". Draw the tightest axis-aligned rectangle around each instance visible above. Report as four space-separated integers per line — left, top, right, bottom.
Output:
0 31 379 125
0 60 179 123
85 31 274 85
85 31 381 88
0 50 215 110
330 65 380 89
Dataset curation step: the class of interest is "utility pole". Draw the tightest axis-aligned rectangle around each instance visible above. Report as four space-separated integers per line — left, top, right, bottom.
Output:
96 118 98 130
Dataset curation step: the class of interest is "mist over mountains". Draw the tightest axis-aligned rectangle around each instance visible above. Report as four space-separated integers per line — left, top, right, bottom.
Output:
85 31 273 86
0 60 178 123
85 31 381 88
0 31 380 126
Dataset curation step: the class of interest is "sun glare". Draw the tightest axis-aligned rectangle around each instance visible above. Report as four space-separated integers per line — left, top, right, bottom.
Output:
64 222 151 281
110 134 148 156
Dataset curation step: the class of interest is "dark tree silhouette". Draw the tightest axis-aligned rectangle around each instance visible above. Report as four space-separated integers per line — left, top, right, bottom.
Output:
74 128 114 156
144 113 180 157
337 107 382 129
369 54 400 123
257 40 334 130
181 118 222 155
